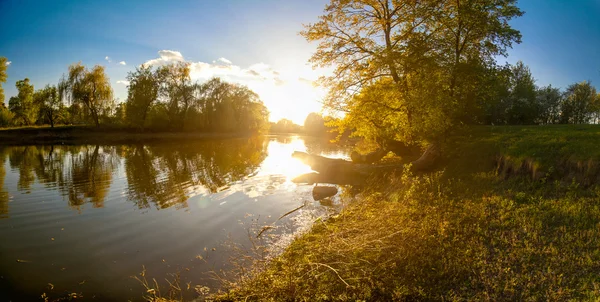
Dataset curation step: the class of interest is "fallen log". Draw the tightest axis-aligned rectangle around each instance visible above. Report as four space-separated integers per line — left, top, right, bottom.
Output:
350 149 388 164
291 143 440 185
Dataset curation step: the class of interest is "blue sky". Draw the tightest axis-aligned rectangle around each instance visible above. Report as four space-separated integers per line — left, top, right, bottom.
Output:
1 0 599 123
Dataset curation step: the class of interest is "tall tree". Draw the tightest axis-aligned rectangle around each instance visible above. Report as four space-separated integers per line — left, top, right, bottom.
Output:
62 63 113 127
302 0 523 145
0 57 8 105
125 65 160 130
561 81 597 124
505 61 538 124
9 78 36 125
157 62 195 130
34 85 63 127
536 85 562 124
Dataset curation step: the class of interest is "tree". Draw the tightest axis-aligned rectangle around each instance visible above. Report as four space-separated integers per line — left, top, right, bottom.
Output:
505 61 538 124
301 0 523 146
536 85 562 124
9 78 36 125
271 118 301 133
304 112 327 134
194 78 269 133
125 65 160 130
34 85 62 127
157 62 195 130
61 63 113 127
0 57 8 105
0 104 14 127
560 81 597 124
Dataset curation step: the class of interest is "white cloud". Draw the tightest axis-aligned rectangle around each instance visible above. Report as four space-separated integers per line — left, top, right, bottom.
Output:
5 61 11 66
216 57 232 65
116 80 130 85
144 50 184 66
119 61 126 65
105 56 112 63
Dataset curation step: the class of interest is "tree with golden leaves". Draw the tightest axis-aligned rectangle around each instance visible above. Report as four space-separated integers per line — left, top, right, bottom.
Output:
302 0 523 145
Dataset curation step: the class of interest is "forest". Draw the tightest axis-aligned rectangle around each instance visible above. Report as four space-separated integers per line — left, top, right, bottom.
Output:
0 59 270 133
1 57 599 137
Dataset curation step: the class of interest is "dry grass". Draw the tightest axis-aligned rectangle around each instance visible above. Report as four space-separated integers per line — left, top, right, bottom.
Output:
213 170 600 301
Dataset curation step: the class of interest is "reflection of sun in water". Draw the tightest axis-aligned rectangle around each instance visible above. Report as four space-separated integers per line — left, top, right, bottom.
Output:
257 137 314 180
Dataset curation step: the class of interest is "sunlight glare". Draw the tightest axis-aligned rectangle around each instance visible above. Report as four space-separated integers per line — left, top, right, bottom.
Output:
257 137 314 180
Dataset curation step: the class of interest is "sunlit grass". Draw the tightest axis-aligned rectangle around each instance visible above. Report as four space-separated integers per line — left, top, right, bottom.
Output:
210 125 600 301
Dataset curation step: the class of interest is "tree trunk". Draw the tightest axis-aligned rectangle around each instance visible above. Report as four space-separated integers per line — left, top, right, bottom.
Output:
291 143 440 185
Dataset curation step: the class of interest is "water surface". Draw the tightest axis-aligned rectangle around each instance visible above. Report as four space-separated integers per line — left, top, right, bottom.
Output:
0 136 348 301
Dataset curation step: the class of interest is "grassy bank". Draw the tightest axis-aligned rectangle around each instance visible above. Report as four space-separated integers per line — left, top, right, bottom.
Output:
211 125 600 301
0 125 255 145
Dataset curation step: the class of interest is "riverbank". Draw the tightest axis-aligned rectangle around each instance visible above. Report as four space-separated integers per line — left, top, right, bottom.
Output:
0 125 258 145
210 125 600 301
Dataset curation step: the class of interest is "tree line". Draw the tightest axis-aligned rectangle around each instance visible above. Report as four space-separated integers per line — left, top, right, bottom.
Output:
301 0 600 148
0 59 270 133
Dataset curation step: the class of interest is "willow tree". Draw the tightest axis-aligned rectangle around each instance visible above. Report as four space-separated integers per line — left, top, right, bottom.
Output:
157 62 195 130
125 65 160 130
302 0 523 149
61 63 113 127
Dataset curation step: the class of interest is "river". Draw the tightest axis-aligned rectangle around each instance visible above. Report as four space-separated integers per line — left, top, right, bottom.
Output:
0 135 348 301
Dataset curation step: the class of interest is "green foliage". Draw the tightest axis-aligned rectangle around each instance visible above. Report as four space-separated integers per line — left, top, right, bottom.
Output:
8 78 37 125
0 57 7 104
560 81 598 124
33 85 63 127
302 0 524 144
61 63 113 127
536 85 562 124
0 105 14 127
505 61 539 124
193 77 269 133
122 64 269 133
125 65 160 130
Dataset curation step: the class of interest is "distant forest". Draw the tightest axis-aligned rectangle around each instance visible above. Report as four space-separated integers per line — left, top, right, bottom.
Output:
0 59 270 133
0 56 599 135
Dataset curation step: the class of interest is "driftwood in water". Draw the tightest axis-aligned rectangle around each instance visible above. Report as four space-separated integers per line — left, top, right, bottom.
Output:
292 143 440 185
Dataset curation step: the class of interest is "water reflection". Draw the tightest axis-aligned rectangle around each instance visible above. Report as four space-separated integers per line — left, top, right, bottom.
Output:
0 137 268 215
0 148 7 218
123 137 267 209
0 136 349 301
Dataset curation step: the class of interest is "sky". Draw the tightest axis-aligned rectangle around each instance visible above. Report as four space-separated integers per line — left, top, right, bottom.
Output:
1 0 599 124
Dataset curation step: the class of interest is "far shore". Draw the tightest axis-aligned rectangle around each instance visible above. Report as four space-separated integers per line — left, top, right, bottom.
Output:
0 125 339 145
0 125 265 145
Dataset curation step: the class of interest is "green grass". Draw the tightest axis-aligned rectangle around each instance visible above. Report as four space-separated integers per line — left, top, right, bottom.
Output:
209 125 600 301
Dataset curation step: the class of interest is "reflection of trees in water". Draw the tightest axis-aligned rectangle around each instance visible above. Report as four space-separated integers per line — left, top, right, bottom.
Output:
124 136 267 209
0 147 8 218
62 145 118 210
1 137 268 214
5 145 117 211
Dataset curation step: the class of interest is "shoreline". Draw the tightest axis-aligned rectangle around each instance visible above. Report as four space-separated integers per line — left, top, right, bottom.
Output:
0 126 261 145
211 125 600 301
